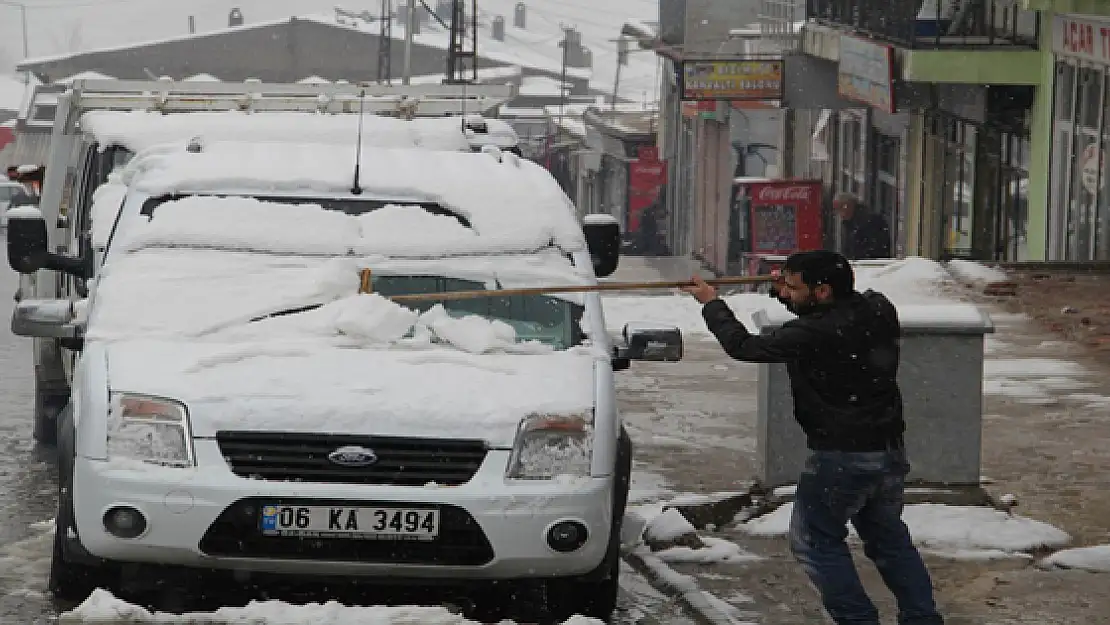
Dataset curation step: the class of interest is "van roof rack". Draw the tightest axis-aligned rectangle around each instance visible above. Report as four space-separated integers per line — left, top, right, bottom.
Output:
63 79 517 119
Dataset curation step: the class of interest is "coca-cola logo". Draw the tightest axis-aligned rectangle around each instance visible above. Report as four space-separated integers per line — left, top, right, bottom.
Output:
756 185 812 202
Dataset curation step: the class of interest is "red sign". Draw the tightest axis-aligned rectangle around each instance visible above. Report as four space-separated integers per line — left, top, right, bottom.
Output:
755 183 814 203
746 180 823 255
1054 15 1110 63
0 126 13 153
628 148 667 233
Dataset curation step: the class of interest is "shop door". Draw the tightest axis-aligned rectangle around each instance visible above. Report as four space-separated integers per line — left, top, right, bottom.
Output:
871 131 900 256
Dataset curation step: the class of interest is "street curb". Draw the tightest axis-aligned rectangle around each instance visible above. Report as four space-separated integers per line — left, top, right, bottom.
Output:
622 548 740 625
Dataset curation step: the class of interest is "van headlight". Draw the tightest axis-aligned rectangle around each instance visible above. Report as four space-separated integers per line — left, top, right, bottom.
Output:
506 413 594 479
107 393 194 467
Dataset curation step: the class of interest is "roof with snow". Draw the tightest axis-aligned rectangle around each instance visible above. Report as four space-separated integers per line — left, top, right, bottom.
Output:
119 140 586 257
0 74 36 113
78 110 518 154
17 4 659 104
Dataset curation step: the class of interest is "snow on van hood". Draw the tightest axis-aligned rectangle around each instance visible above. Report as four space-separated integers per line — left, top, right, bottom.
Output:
104 339 599 446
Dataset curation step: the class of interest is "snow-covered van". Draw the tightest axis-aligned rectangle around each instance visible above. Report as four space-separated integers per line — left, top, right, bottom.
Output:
6 140 683 621
21 79 519 445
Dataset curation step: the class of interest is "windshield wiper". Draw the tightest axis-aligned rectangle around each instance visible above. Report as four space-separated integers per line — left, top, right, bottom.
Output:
249 304 324 323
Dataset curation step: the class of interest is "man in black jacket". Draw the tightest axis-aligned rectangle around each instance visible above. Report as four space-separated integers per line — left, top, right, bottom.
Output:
682 250 943 625
833 192 892 260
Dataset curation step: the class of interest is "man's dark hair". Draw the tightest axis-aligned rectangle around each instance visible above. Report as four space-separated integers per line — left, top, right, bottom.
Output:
784 250 854 297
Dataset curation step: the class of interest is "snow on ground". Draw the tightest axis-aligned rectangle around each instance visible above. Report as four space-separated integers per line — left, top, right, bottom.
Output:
1039 545 1110 573
61 589 605 624
627 502 761 565
946 259 1010 284
982 357 1097 405
735 502 1071 558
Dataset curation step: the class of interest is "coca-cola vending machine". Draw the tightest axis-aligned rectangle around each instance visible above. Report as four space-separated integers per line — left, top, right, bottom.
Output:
731 179 824 287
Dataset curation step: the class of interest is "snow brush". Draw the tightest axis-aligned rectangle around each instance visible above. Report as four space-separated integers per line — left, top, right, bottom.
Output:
356 268 779 303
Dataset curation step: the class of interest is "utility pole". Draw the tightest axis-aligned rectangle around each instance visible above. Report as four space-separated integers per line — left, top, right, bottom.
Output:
402 0 414 85
445 0 477 84
376 0 392 83
558 28 568 128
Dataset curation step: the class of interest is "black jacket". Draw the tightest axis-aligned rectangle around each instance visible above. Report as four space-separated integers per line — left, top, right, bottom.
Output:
702 290 905 451
843 212 892 260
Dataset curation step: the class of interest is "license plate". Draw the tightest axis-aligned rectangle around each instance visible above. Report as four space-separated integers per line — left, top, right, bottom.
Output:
260 505 440 540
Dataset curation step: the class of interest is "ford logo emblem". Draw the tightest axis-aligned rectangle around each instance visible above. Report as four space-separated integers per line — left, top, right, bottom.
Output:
327 446 378 468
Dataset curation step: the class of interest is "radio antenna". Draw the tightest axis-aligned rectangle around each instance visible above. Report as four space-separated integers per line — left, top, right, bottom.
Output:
351 89 367 195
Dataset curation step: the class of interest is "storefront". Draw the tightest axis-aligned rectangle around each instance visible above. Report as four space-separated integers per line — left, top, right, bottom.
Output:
919 84 1032 261
1049 13 1110 261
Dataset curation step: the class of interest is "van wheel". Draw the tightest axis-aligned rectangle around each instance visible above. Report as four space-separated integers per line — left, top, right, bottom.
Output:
49 497 105 602
33 382 66 446
543 556 620 622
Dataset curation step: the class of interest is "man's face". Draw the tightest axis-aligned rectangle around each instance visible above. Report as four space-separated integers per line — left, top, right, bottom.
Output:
777 271 830 315
834 200 854 220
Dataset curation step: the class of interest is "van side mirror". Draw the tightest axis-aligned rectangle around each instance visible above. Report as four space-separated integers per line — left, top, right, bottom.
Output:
7 207 90 279
583 214 620 278
621 323 684 362
8 207 51 274
11 299 82 344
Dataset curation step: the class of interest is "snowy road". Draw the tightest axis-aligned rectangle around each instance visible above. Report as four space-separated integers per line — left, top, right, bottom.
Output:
0 260 692 623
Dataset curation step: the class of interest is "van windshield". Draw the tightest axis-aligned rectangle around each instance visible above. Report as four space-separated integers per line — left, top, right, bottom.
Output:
140 193 467 224
368 274 586 350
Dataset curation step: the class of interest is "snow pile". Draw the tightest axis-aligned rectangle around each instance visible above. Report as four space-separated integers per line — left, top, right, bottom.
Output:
644 508 697 542
736 502 1072 558
102 340 600 444
118 142 586 255
356 204 478 251
61 589 605 624
330 294 420 344
121 195 359 255
88 249 587 342
1039 545 1110 573
946 259 1010 284
419 304 524 354
655 536 762 565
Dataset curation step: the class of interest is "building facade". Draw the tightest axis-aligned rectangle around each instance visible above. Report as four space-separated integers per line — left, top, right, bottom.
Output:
1046 11 1110 261
778 0 1045 262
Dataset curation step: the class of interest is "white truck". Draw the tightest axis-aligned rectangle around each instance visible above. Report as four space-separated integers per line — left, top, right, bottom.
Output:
19 79 520 445
6 138 684 621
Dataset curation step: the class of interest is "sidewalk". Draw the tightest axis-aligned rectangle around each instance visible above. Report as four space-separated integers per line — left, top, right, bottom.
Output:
610 261 1110 625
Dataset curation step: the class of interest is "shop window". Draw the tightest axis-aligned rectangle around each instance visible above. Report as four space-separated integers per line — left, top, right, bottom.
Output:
837 111 866 198
1050 61 1110 261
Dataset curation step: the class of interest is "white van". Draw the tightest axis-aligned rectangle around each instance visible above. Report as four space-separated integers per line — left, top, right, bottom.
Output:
26 103 520 445
7 141 683 621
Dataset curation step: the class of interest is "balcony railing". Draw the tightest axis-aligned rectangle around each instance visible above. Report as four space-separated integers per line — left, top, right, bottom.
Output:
807 0 1038 48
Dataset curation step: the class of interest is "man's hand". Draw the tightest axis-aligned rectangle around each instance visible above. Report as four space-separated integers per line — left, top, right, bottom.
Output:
681 275 718 304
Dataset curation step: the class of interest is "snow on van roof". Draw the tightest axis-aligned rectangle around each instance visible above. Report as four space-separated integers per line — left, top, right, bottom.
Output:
78 111 516 154
119 141 586 255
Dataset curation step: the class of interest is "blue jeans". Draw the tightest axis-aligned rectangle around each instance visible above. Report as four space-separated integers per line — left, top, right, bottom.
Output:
788 449 943 625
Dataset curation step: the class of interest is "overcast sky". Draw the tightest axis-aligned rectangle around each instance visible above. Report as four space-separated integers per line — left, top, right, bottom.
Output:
1 0 657 73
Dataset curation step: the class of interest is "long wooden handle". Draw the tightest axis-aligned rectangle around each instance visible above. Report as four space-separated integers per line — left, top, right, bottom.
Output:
356 269 778 303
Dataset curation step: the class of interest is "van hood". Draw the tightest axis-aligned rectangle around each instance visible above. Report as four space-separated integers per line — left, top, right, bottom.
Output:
104 340 600 447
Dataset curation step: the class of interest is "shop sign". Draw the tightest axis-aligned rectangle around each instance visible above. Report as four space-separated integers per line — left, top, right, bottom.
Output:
1054 14 1110 64
1080 142 1105 194
680 59 784 101
837 36 895 114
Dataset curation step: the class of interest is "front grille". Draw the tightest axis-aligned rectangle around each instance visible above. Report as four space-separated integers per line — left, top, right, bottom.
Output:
198 498 494 566
216 431 488 486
